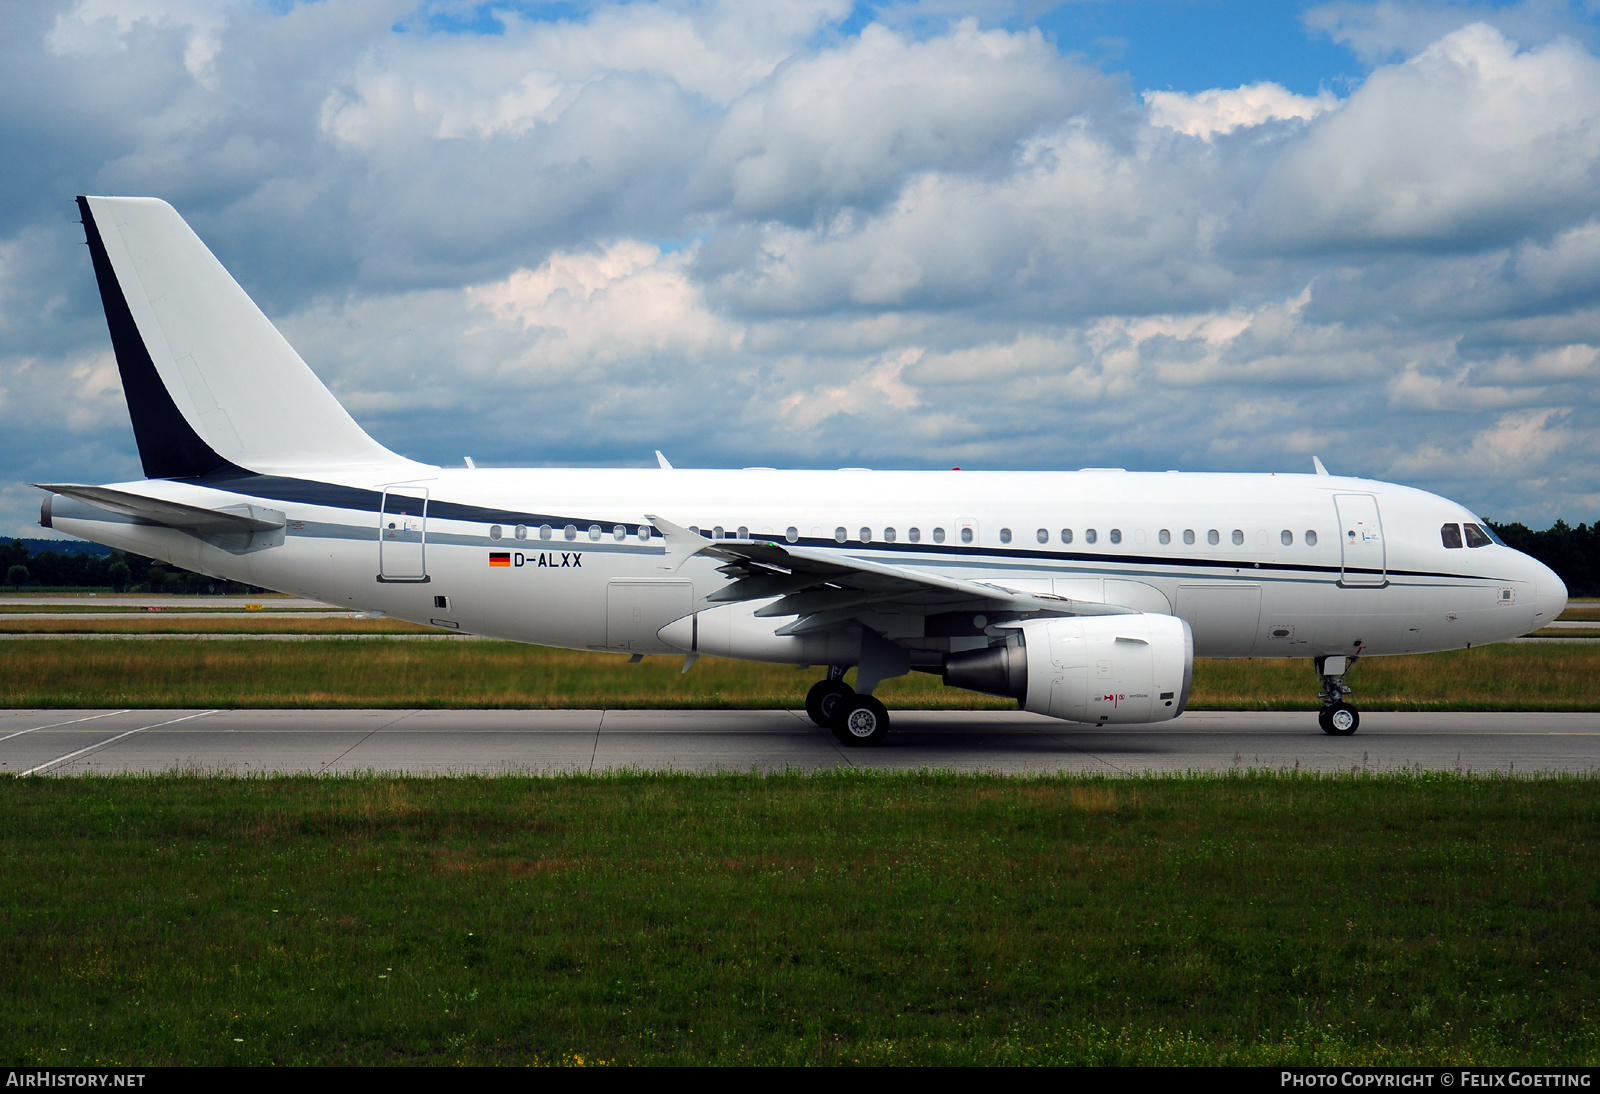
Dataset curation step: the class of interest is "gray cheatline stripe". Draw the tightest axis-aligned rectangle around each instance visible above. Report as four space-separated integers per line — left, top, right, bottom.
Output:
0 709 133 744
19 710 218 776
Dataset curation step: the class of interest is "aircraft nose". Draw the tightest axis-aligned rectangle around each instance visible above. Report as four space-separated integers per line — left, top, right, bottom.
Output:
1531 557 1568 625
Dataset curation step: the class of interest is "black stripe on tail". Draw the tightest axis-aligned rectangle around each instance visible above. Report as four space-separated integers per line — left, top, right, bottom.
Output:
78 196 230 480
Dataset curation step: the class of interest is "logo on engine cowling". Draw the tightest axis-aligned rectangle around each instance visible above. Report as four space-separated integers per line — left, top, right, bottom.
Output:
1094 692 1150 707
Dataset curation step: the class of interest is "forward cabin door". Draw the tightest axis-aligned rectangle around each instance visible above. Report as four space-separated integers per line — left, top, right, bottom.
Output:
379 486 428 582
1335 494 1386 587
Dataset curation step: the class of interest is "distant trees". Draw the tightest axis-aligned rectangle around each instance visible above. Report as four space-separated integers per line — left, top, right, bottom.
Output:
0 539 263 594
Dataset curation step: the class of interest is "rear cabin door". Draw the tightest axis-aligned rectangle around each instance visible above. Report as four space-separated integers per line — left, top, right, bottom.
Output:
379 486 428 581
1335 494 1386 587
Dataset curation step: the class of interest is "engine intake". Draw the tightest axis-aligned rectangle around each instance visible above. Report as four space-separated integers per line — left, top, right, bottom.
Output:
942 614 1194 725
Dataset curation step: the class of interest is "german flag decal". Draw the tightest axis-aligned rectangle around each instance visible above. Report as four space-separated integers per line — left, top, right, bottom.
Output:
489 552 511 567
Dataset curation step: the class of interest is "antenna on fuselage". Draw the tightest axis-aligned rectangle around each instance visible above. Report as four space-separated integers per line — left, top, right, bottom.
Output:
1312 456 1330 476
656 450 674 470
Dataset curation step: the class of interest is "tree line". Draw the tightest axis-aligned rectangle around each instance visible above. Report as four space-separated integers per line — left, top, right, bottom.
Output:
1 539 264 594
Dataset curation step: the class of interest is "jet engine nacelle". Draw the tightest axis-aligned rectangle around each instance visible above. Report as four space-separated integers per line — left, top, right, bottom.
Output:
942 614 1194 724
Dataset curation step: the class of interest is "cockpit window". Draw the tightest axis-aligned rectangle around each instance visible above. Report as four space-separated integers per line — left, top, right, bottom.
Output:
1441 523 1463 549
1463 522 1493 548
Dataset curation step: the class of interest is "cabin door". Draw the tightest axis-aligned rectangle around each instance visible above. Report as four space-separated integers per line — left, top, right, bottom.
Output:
1334 494 1386 587
379 486 429 582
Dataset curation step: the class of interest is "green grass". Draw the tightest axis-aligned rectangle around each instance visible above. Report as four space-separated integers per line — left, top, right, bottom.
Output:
1 771 1595 1065
1 638 1598 710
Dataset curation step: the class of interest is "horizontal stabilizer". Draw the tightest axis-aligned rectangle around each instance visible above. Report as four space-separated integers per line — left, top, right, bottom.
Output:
37 484 286 554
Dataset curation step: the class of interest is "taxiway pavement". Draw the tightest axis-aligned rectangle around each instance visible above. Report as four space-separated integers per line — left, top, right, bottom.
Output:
2 708 1596 777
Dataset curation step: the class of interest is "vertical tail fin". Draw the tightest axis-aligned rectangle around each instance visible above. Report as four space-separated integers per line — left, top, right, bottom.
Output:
78 196 402 478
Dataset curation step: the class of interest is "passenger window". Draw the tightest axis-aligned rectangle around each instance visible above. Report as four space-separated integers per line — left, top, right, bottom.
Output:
1207 529 1219 546
1231 529 1244 546
1281 529 1293 546
1183 529 1195 545
1305 529 1318 546
713 526 724 540
884 527 897 543
737 526 749 539
999 528 1012 544
589 524 603 541
640 525 654 542
515 525 528 541
786 526 799 543
835 527 847 543
1441 523 1463 549
1159 529 1171 545
909 527 921 543
540 524 553 540
490 525 502 541
1036 528 1048 544
933 527 946 543
1109 528 1122 544
1085 529 1098 544
1060 528 1073 544
613 525 626 541
1464 523 1492 548
960 527 973 544
859 527 872 543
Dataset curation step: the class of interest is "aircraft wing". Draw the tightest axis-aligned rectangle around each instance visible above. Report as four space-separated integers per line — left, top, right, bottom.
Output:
646 514 1135 635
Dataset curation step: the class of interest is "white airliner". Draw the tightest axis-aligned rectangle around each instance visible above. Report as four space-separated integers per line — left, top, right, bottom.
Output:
37 197 1568 744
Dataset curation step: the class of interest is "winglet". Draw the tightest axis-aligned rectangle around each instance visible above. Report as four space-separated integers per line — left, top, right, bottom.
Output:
655 450 673 470
644 513 709 571
1312 456 1330 476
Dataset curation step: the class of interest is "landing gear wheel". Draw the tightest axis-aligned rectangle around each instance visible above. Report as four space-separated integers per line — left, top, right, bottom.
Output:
806 680 854 728
831 695 890 747
1319 702 1360 736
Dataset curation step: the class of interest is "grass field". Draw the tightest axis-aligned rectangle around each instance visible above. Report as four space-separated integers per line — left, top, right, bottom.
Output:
0 637 1597 711
1 771 1594 1066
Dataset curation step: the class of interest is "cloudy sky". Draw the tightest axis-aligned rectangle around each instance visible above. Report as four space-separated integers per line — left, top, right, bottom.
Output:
4 0 1600 538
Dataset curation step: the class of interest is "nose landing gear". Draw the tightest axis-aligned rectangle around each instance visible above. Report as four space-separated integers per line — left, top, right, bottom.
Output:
1316 654 1360 735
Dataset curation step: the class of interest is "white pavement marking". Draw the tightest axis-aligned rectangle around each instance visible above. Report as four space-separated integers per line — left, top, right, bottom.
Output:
19 710 218 776
0 709 131 744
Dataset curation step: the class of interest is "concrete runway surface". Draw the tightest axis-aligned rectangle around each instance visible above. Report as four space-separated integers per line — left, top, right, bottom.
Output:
2 708 1597 777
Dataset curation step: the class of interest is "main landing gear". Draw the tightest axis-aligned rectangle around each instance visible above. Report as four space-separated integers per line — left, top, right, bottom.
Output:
1316 653 1360 735
805 666 891 747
